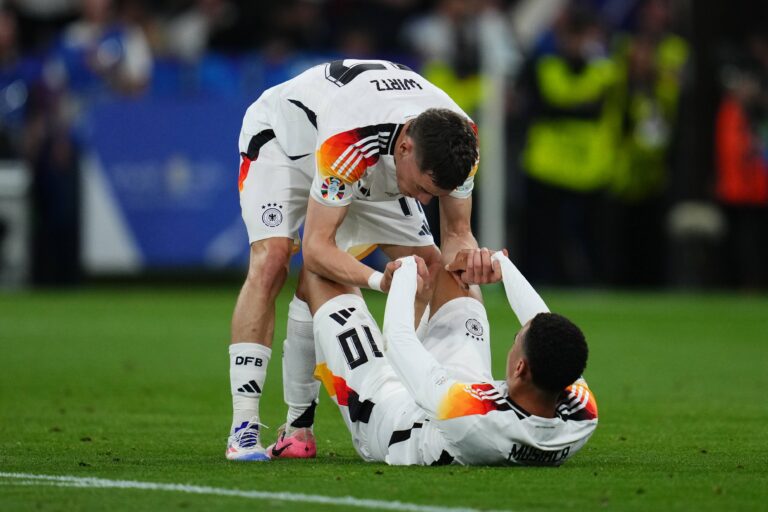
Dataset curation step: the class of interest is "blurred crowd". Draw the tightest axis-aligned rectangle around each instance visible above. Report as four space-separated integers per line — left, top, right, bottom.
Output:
0 0 766 289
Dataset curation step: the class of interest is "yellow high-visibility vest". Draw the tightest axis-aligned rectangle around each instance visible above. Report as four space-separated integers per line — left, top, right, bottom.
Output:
523 55 619 192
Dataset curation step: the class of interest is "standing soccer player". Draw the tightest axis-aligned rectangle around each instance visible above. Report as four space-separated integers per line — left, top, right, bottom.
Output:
227 59 487 461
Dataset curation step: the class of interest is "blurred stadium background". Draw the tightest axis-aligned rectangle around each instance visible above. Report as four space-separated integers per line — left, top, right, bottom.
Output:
1 0 766 291
2 2 768 510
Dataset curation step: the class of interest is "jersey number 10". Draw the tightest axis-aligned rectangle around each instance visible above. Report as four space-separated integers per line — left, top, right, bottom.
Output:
337 325 384 369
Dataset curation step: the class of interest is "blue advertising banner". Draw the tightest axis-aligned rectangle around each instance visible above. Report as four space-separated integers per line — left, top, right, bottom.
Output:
84 96 253 269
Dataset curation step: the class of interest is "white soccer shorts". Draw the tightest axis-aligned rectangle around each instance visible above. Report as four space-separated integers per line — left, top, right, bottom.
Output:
420 297 493 384
238 125 434 253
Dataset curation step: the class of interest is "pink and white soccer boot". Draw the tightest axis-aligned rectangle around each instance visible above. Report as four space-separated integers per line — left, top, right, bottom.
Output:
267 424 317 459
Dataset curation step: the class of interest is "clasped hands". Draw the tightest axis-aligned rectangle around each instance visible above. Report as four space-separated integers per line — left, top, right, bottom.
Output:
379 248 507 293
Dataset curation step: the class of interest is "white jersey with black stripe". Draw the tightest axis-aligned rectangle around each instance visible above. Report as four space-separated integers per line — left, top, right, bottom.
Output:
242 59 476 207
382 257 599 466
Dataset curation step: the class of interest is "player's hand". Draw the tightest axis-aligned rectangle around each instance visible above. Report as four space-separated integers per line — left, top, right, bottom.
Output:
380 256 428 293
445 248 507 286
380 259 401 293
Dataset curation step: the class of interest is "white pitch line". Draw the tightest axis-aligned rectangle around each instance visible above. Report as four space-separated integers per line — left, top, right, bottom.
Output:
0 472 511 512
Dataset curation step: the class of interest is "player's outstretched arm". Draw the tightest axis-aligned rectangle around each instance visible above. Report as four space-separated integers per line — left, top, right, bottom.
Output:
383 256 454 415
490 252 549 326
438 195 478 265
304 197 394 292
440 197 503 285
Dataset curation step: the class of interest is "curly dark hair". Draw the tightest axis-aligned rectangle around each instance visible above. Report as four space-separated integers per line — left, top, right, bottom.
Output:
523 313 588 393
407 108 479 191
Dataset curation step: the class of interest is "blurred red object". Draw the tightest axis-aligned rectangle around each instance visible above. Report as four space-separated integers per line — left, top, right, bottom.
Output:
715 95 768 204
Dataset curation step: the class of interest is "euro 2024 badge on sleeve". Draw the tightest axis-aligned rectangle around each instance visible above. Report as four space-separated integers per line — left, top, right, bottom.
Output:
321 177 346 201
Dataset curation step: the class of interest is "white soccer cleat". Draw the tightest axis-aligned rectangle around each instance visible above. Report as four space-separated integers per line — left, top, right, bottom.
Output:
226 420 270 461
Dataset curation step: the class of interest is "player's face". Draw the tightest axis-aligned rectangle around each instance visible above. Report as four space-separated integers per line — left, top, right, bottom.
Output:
405 168 450 205
395 138 452 204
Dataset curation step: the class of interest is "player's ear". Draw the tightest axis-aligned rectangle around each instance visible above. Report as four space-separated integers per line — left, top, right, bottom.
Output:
400 135 414 156
515 357 531 381
513 358 526 379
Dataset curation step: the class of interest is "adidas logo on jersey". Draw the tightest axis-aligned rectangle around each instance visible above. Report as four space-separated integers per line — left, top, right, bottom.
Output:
464 384 503 403
236 380 262 394
330 307 356 326
418 220 431 237
463 384 515 412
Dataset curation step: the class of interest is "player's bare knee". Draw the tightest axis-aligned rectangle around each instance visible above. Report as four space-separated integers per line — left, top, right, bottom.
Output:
295 266 310 303
245 239 292 292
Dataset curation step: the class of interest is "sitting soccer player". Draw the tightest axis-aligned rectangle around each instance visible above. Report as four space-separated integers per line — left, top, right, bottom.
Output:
290 250 598 465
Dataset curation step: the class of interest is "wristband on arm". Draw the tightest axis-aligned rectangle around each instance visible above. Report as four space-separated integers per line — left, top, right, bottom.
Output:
367 271 384 292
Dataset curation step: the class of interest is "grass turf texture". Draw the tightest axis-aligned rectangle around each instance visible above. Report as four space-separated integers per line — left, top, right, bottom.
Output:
1 284 766 511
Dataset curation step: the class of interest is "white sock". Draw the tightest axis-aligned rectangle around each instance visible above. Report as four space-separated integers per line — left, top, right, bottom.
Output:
283 296 320 433
229 342 271 434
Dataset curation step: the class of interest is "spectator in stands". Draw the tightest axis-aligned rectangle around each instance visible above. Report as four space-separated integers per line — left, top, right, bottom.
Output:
0 6 44 157
118 0 164 60
328 0 421 56
402 0 484 115
5 0 77 53
402 0 516 246
715 32 768 289
53 0 152 96
163 0 239 62
268 0 331 54
605 0 688 286
518 2 617 285
24 81 82 286
0 5 79 285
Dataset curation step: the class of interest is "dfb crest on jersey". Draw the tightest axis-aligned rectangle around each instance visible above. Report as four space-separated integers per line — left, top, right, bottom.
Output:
465 318 484 341
261 203 284 227
321 176 346 201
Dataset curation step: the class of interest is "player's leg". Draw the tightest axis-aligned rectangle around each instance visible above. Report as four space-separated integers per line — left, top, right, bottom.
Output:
228 238 292 461
272 243 389 459
276 231 388 419
420 267 493 382
427 261 482 314
227 122 312 461
271 196 434 454
301 269 403 461
267 269 320 459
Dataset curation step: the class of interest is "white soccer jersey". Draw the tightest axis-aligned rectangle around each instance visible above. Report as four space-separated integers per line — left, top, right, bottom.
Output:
312 293 598 466
239 59 477 207
381 257 599 466
385 378 598 466
313 256 598 467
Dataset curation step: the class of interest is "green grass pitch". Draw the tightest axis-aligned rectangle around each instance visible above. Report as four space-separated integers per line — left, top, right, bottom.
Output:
1 283 766 511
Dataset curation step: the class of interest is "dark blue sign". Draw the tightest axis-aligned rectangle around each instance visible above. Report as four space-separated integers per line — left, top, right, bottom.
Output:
85 96 254 268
